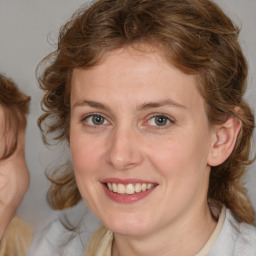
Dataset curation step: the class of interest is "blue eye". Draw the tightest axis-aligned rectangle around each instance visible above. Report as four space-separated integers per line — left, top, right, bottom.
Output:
148 115 171 127
83 114 108 126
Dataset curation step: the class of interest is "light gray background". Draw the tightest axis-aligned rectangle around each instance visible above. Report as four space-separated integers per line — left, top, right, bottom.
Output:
0 0 255 230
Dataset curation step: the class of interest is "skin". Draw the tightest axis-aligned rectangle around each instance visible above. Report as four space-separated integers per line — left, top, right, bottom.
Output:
0 107 29 239
69 47 234 256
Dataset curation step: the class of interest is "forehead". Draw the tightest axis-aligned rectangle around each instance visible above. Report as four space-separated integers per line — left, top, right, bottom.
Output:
71 47 203 106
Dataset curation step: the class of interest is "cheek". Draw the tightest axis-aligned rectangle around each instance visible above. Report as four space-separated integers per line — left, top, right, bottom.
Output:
70 131 99 177
148 137 194 169
70 137 99 202
150 138 211 211
71 141 98 176
148 133 210 182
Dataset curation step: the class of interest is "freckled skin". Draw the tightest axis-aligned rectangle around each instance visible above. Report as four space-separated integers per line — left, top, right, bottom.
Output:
70 48 217 255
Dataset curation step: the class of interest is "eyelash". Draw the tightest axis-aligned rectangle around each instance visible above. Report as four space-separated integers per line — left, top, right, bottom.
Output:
80 113 175 128
81 113 110 127
144 114 174 128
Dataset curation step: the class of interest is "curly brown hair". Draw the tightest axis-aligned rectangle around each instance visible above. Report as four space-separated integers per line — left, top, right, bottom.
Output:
38 0 255 223
0 74 30 160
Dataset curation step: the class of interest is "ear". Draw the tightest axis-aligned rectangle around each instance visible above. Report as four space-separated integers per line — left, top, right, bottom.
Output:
207 115 241 167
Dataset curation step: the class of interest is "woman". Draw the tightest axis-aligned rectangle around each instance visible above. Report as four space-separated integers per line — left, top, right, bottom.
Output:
37 0 256 255
0 74 33 255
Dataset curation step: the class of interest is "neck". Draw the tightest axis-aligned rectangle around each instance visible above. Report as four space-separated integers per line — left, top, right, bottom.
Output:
112 202 217 256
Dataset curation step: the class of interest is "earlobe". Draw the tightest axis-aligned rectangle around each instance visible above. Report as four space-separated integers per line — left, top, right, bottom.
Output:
207 115 241 167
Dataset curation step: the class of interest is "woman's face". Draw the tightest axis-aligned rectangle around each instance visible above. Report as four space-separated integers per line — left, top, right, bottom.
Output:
70 47 215 236
0 105 29 236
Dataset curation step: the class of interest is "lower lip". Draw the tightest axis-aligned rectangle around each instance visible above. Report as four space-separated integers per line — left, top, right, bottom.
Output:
102 184 156 204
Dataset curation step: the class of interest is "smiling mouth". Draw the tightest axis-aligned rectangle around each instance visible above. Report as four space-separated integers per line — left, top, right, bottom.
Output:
105 182 157 195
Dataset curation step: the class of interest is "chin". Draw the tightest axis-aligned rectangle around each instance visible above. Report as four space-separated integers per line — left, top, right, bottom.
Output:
103 213 151 237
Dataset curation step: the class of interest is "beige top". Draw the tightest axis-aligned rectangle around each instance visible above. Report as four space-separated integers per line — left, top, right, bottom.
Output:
84 205 226 256
0 215 33 256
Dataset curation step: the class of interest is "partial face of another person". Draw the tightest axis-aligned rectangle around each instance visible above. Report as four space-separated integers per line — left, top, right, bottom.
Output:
0 107 17 158
0 107 5 157
70 47 216 237
0 105 29 238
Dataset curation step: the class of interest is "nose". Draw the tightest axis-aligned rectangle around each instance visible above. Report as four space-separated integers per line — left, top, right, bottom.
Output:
106 126 143 170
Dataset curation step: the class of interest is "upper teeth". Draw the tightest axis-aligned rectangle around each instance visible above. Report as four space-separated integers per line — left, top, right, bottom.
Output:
107 183 154 195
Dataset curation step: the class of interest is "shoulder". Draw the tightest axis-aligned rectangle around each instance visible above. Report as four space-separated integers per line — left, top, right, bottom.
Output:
209 208 256 256
0 215 33 256
230 210 256 255
27 205 100 256
26 216 79 256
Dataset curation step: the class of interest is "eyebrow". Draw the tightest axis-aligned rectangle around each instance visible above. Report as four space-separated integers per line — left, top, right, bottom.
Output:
72 99 187 111
72 100 111 112
137 99 187 111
